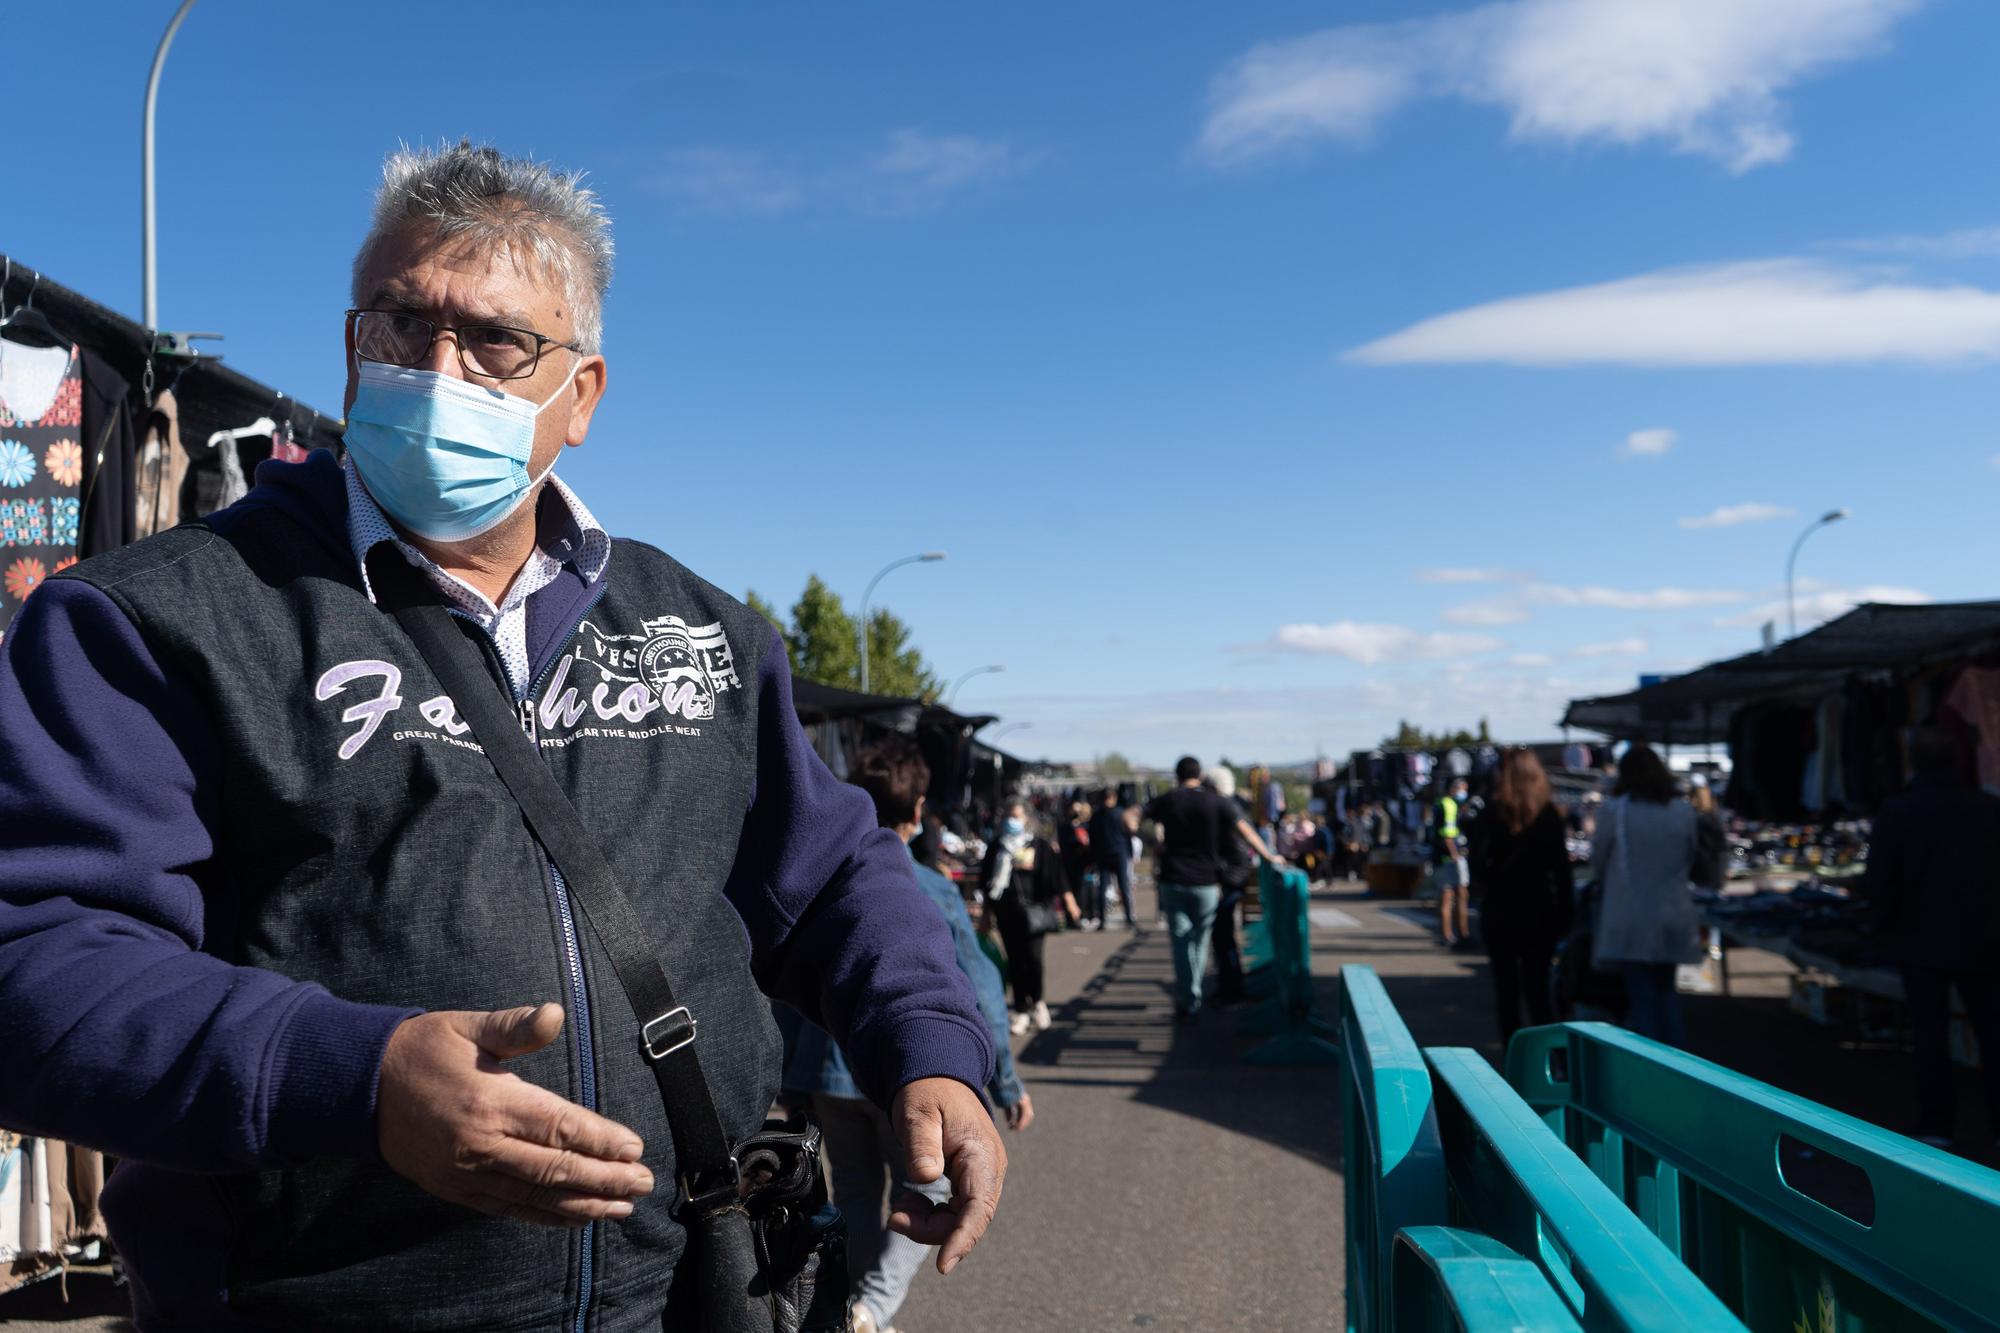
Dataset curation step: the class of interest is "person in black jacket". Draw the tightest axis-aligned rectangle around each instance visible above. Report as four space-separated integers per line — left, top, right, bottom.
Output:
1469 749 1575 1047
1862 726 2000 1147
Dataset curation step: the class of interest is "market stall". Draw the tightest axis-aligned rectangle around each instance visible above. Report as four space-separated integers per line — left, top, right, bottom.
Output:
1565 600 2000 1048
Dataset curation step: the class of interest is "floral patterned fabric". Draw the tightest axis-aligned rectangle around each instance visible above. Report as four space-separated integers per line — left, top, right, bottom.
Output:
0 345 82 642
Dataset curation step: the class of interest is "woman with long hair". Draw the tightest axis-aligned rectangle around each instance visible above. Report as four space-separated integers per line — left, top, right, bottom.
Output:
1592 744 1702 1045
1469 749 1574 1046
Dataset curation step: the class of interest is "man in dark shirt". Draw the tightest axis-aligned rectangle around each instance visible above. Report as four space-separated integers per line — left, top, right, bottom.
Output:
1092 786 1137 929
1143 757 1278 1024
1862 726 2000 1146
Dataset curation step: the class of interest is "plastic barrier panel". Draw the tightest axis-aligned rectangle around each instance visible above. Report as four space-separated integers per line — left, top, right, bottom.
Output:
1241 862 1339 1066
1390 1226 1584 1332
1507 1022 2000 1333
1426 1047 1748 1333
1339 965 1449 1332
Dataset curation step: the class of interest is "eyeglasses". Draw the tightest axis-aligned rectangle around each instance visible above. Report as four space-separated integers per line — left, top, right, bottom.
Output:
347 308 579 382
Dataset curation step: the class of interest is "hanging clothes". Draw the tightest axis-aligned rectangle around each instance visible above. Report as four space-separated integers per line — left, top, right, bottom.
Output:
135 387 188 539
0 1131 61 1294
1946 666 2000 795
0 343 83 641
77 348 137 558
269 417 311 465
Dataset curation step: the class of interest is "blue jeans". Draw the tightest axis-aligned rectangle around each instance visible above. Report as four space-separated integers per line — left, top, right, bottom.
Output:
1620 962 1685 1046
1099 859 1135 925
1158 881 1222 1013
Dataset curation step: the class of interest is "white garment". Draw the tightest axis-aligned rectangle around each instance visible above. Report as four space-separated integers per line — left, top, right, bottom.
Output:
0 340 72 423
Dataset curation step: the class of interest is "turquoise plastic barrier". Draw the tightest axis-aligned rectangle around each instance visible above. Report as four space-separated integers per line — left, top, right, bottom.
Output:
1339 964 1449 1332
1425 1047 1748 1332
1507 1022 2000 1333
1390 1227 1584 1332
1240 862 1338 1066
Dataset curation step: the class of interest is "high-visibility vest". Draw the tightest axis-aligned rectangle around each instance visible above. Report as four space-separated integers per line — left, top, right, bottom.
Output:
1438 796 1460 841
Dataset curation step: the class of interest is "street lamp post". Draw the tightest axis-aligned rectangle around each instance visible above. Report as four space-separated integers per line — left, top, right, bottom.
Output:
144 0 200 330
1785 508 1850 638
987 722 1031 745
946 664 1005 708
858 552 945 693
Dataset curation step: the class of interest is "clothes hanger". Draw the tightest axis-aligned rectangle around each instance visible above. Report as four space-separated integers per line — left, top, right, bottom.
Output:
205 416 276 450
0 265 70 349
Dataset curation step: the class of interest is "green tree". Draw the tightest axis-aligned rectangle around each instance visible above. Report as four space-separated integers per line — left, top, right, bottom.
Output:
1098 751 1134 779
863 607 939 701
773 574 940 699
744 588 785 636
787 575 860 688
1384 718 1493 750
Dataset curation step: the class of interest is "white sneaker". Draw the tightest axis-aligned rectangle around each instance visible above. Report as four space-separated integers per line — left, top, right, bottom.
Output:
1009 1010 1031 1036
1031 1000 1052 1031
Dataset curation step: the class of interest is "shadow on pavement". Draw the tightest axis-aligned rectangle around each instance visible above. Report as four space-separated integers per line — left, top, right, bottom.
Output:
1017 927 1340 1172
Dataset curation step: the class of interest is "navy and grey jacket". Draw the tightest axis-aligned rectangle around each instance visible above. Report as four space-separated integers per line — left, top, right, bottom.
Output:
0 451 993 1331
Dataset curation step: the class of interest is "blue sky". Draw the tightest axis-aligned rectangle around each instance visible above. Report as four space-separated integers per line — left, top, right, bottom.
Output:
8 1 1997 766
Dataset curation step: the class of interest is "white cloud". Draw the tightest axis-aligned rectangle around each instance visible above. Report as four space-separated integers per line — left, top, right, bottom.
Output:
1417 566 1519 584
1622 427 1678 459
1198 0 1921 173
1717 585 1930 628
1990 453 2000 470
1509 652 1556 668
871 130 1020 192
1842 226 2000 258
1444 598 1532 627
652 131 1029 217
649 148 805 217
1530 583 1745 610
1679 502 1798 529
1573 637 1650 658
1346 260 2000 367
1267 621 1504 665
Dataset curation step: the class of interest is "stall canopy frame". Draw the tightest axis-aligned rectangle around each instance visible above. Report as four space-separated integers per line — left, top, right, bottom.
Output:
1562 601 2000 744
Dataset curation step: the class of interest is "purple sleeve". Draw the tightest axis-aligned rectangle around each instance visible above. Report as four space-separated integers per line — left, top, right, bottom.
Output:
723 634 993 1107
0 579 418 1171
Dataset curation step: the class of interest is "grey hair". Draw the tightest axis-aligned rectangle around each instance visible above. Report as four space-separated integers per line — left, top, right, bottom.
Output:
351 141 614 354
1207 765 1237 798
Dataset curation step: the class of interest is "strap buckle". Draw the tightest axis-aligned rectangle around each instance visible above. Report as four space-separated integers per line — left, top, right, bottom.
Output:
681 1155 743 1212
642 1006 697 1061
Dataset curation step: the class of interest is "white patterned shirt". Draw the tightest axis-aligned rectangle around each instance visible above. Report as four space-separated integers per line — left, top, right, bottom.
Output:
344 460 610 699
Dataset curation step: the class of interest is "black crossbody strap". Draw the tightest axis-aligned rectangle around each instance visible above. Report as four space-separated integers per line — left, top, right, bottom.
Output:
377 558 740 1202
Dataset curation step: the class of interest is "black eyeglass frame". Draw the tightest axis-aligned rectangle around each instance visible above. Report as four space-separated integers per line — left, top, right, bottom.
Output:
345 307 583 382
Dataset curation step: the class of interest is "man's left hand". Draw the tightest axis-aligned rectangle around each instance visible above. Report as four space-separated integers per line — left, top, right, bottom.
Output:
886 1076 1008 1274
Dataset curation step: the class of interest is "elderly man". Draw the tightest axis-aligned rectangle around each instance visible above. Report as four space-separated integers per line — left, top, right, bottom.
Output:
0 143 1002 1331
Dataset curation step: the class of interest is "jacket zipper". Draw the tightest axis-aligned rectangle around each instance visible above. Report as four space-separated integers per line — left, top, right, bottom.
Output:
448 599 605 1333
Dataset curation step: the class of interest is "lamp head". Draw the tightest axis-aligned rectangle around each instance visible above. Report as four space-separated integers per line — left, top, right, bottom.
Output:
1821 508 1849 525
920 551 947 562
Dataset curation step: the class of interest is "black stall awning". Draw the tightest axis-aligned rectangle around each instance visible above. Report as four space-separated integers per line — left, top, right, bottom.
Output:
1562 601 2000 743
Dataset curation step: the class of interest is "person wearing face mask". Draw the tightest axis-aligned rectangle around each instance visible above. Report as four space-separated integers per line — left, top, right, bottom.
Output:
0 143 1003 1332
980 801 1076 1035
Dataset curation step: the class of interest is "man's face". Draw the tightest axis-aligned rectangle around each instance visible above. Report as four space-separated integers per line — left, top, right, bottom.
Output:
345 224 608 500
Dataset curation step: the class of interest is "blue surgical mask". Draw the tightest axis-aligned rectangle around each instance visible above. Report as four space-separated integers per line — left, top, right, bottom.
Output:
1004 817 1025 836
344 360 577 543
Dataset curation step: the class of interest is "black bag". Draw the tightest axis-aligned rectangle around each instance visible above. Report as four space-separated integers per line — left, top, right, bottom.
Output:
383 562 847 1333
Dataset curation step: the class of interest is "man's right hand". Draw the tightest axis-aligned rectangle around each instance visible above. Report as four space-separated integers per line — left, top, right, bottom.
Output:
377 1003 653 1228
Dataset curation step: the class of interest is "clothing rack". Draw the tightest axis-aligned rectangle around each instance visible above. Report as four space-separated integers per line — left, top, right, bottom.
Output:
0 254 345 482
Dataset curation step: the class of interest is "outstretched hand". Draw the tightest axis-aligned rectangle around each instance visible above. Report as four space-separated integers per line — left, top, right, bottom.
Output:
377 1004 654 1227
886 1076 1008 1273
